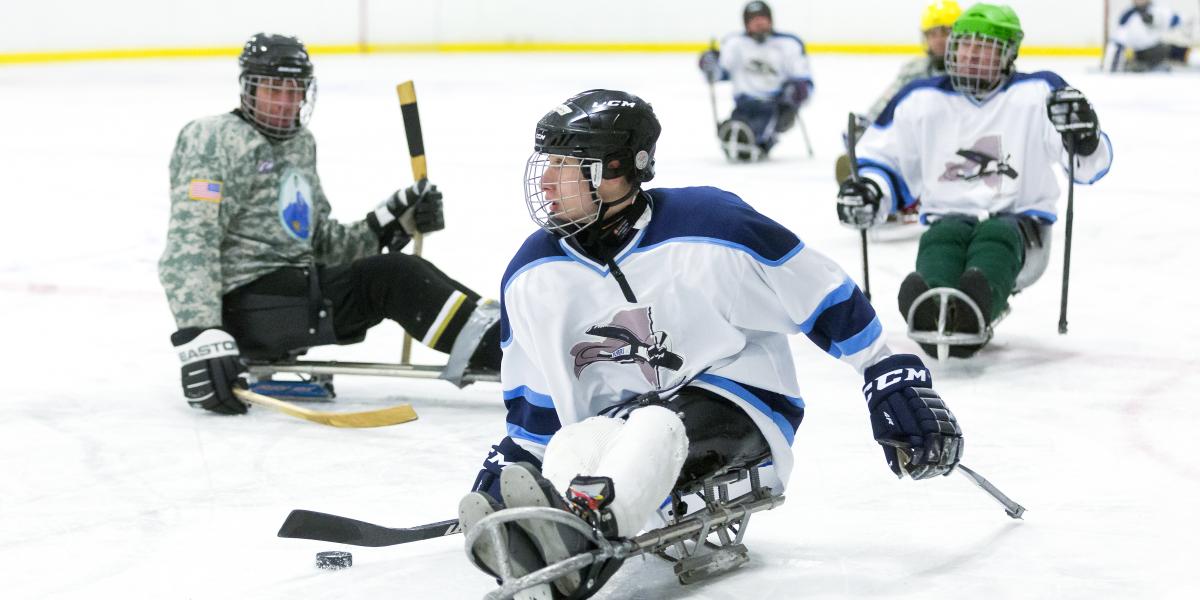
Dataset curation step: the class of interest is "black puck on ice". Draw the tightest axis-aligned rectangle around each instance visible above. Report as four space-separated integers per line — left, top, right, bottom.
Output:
316 550 353 570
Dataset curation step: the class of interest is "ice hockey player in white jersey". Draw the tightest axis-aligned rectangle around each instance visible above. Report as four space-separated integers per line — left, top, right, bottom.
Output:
837 3 1114 358
1103 0 1198 72
699 1 813 161
458 89 963 598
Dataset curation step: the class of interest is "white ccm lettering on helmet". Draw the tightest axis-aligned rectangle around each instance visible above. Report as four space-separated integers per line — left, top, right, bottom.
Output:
592 100 637 109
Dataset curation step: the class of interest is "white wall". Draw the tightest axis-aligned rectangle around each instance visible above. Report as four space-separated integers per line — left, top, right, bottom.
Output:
1 0 1105 54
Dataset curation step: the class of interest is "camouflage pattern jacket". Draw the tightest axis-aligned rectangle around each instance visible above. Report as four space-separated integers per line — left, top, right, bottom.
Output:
158 112 378 329
865 55 946 122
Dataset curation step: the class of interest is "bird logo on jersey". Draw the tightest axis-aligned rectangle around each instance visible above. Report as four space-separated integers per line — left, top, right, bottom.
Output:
570 306 684 388
938 135 1019 189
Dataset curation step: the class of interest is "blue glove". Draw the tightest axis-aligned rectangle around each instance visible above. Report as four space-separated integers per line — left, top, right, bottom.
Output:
862 354 963 479
698 50 723 83
472 437 544 504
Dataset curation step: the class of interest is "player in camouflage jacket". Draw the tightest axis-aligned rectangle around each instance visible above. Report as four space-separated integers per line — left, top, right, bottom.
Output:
159 33 501 415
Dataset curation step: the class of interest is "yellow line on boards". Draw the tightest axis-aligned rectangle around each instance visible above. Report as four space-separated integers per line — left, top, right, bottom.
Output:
0 41 1101 65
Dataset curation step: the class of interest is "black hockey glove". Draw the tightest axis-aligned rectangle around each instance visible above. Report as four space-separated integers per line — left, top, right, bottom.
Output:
862 354 963 480
171 328 248 415
367 179 445 252
1047 87 1100 156
836 177 883 229
778 79 810 108
698 50 723 83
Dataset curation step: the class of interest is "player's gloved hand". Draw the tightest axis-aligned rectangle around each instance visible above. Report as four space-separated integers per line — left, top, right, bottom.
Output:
836 177 883 229
367 178 445 252
778 79 810 107
171 328 248 415
1047 87 1100 156
698 50 723 83
862 354 963 480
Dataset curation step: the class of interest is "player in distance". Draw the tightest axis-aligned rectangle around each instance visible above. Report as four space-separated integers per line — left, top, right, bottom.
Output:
836 4 1113 358
698 1 814 161
159 33 501 415
457 89 963 598
1103 0 1200 72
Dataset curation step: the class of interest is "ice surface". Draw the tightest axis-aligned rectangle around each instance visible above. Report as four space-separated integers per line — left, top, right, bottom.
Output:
1 53 1198 599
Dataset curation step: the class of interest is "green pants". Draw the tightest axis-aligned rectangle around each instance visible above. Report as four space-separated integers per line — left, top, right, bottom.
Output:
915 215 1024 320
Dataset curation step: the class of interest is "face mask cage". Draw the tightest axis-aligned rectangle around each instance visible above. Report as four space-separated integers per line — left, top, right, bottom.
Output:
239 74 317 141
945 32 1015 100
524 152 605 238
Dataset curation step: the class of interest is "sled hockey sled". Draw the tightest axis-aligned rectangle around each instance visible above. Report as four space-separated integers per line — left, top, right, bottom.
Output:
465 464 785 600
718 119 762 163
905 220 1053 361
246 359 500 392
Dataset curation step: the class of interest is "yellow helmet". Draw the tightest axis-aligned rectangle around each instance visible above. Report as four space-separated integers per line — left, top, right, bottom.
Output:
921 0 963 31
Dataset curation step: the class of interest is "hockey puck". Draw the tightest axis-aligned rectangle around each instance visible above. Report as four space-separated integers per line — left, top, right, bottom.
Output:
315 550 353 570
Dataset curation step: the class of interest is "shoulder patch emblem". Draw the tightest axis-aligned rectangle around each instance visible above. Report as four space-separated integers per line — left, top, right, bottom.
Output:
187 180 223 202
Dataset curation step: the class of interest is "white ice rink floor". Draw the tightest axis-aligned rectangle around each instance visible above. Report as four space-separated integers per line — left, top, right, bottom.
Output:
2 52 1198 599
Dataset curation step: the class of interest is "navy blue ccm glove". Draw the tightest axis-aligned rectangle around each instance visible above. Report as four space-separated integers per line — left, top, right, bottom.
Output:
862 354 963 479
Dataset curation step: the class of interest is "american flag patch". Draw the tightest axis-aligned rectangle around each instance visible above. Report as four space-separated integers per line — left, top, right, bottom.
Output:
188 180 223 202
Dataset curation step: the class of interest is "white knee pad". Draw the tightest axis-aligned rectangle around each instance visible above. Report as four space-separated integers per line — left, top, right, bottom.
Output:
595 406 689 537
542 416 624 494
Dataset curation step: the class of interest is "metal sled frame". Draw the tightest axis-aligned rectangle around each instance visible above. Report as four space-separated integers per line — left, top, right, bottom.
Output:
246 360 500 385
465 466 785 600
906 287 1007 362
718 120 762 163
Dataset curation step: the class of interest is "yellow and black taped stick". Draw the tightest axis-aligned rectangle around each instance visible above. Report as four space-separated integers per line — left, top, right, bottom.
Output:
396 80 426 364
234 387 418 428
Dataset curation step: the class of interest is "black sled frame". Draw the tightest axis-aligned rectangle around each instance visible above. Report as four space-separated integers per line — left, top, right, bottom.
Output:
465 465 785 600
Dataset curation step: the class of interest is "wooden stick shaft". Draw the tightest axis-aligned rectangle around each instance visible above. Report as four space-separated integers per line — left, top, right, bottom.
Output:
233 388 418 428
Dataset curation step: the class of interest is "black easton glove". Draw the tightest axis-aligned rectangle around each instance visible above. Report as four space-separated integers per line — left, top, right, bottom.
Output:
862 354 963 480
367 178 446 252
836 177 883 229
171 327 248 415
699 50 723 83
1047 87 1100 156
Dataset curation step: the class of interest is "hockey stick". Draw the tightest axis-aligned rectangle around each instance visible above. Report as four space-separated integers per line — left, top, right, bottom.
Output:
797 110 814 158
233 387 418 428
706 38 720 135
957 464 1026 519
396 80 427 364
1058 145 1076 334
845 112 872 300
278 509 460 547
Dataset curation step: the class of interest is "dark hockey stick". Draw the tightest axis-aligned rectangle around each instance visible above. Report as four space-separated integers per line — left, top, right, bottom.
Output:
278 509 460 547
845 112 872 300
957 464 1026 519
1058 146 1076 334
797 109 814 158
396 80 427 364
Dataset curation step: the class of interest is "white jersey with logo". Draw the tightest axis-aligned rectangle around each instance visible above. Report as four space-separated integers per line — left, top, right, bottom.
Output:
719 32 813 101
856 72 1113 223
497 187 891 491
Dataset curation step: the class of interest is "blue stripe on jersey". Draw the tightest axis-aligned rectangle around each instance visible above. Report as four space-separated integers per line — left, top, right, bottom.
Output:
802 285 880 357
499 232 573 347
1171 14 1181 27
1118 7 1140 26
796 278 856 333
1020 209 1058 224
697 374 804 445
503 385 554 409
640 187 803 263
1077 132 1114 184
873 75 954 128
507 423 553 446
1005 71 1068 92
505 392 561 443
770 32 808 55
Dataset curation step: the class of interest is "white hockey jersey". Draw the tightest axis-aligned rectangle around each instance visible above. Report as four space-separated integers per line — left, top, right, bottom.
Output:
498 187 890 490
856 72 1113 223
718 32 813 101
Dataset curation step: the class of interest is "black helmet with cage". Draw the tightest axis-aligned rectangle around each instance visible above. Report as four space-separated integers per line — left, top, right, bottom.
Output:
743 1 773 41
237 33 316 141
525 89 661 239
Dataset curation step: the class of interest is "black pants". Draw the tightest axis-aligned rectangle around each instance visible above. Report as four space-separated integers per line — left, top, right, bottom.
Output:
668 387 773 488
223 253 493 363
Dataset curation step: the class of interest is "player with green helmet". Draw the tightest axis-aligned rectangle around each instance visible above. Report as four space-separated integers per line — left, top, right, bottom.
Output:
836 4 1114 359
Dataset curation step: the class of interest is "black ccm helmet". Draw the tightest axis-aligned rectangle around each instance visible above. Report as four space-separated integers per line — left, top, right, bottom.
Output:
525 90 661 238
534 89 661 183
238 33 316 141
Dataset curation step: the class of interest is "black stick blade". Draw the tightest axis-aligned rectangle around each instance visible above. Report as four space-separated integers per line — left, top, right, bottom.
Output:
278 509 461 547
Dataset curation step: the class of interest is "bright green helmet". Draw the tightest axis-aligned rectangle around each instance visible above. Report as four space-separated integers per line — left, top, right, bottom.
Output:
946 3 1023 100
